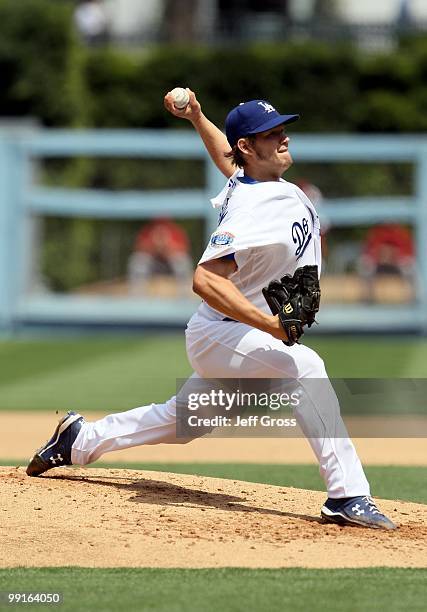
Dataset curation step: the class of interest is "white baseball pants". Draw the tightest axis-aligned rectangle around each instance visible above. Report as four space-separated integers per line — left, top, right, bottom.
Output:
71 314 370 498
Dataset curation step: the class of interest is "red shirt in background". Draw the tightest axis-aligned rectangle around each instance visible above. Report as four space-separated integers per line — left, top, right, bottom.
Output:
363 224 414 266
134 219 189 257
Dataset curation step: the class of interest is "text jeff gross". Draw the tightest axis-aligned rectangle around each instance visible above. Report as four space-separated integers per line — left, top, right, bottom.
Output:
187 415 297 427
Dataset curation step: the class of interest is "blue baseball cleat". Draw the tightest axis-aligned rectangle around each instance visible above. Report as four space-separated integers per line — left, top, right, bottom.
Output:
26 411 85 477
321 496 397 530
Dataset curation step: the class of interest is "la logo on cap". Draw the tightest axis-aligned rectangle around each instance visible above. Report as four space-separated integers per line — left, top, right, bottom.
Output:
258 102 275 113
225 99 299 146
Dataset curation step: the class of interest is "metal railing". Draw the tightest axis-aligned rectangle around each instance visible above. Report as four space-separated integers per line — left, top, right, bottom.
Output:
1 129 426 333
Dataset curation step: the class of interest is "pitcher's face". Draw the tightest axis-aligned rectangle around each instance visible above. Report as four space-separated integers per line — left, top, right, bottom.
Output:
240 125 293 180
253 125 292 168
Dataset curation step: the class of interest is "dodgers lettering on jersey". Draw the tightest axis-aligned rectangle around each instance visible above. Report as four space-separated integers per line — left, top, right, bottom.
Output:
292 216 312 259
196 171 321 321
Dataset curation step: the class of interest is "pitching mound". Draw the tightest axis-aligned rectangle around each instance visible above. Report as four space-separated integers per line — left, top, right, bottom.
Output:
1 467 426 569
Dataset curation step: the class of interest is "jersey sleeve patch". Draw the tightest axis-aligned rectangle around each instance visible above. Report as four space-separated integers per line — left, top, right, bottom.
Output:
210 231 235 247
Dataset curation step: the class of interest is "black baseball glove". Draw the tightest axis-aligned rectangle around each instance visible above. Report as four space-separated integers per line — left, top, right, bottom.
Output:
262 265 321 347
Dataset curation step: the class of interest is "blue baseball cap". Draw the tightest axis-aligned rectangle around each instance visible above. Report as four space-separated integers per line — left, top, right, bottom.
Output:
225 100 299 147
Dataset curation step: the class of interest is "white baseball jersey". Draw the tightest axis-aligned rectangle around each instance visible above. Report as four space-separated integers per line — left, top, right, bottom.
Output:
196 170 322 321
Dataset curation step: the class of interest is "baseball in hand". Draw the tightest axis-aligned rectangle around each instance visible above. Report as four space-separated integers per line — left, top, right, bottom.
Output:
171 87 190 109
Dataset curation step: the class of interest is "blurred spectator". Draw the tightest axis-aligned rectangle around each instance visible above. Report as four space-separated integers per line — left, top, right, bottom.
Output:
358 224 415 303
74 0 109 45
162 0 199 42
361 224 414 275
128 219 193 296
396 0 413 29
107 0 162 42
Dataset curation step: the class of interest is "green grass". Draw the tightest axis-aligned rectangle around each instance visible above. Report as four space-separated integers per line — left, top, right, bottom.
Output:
0 335 427 411
308 336 427 378
0 568 426 612
2 461 425 504
0 335 189 412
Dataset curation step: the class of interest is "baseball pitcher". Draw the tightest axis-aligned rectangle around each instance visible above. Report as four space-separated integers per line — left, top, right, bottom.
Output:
26 90 396 530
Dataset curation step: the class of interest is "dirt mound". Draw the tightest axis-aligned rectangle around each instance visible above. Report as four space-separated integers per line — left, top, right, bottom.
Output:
1 466 426 568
